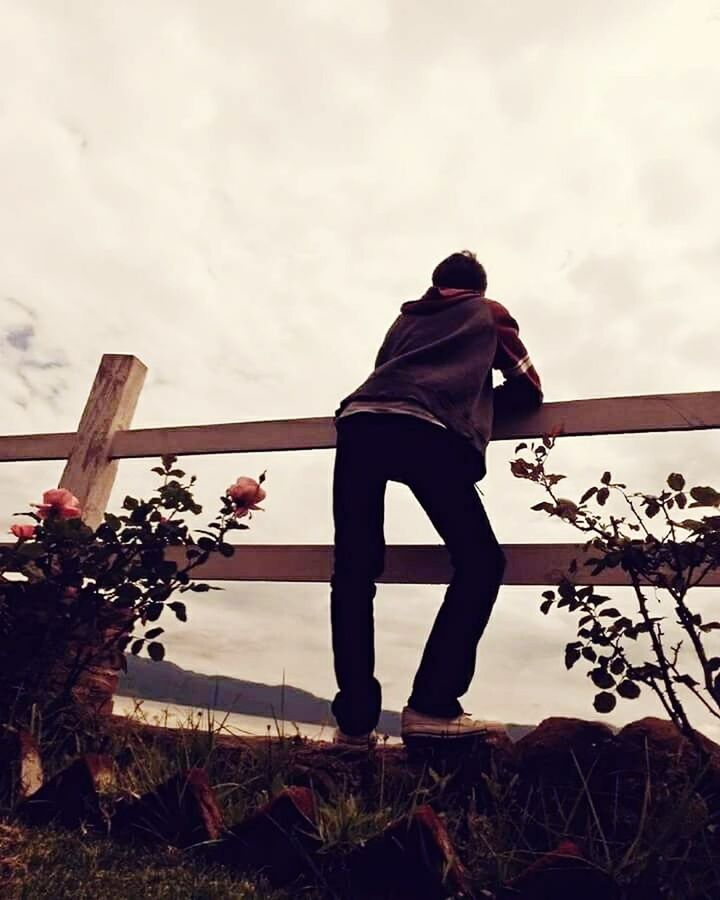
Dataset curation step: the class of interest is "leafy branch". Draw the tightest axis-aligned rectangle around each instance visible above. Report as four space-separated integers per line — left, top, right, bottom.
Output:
510 436 720 747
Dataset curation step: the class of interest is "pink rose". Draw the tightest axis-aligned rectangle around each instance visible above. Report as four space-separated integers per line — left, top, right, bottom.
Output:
10 524 37 539
31 488 82 520
63 586 79 599
226 476 266 519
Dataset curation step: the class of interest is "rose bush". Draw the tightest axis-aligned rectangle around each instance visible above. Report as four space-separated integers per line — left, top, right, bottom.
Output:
510 434 720 747
0 455 266 737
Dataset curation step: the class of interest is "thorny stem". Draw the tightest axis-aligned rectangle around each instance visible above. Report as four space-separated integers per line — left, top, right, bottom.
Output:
670 594 717 709
617 487 652 539
667 656 720 721
629 570 696 741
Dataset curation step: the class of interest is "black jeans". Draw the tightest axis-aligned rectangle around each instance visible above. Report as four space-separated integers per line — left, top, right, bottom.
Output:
330 413 506 736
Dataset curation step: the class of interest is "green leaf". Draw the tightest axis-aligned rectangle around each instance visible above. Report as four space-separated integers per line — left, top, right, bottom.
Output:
219 543 235 558
190 583 211 592
599 608 621 618
591 669 615 689
689 486 720 508
514 443 528 453
667 473 685 491
122 496 139 510
617 680 641 699
580 487 598 505
117 584 142 602
601 471 611 485
610 657 626 675
546 474 566 486
541 590 555 601
147 641 165 661
596 487 610 506
169 601 187 622
145 602 163 622
145 627 164 640
708 657 720 672
540 599 553 615
582 646 597 662
678 519 704 532
593 692 616 713
565 645 582 670
130 639 144 655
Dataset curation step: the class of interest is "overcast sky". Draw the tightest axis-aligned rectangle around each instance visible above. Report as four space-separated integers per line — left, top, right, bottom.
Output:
2 0 720 736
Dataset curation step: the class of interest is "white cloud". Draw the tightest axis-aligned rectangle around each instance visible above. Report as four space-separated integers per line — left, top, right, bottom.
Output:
1 0 719 733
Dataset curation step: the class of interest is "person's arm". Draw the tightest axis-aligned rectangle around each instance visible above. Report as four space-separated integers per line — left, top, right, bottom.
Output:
487 300 543 417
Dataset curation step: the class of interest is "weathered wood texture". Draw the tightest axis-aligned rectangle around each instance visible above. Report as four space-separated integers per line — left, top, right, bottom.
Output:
109 391 720 456
58 355 147 530
162 543 720 588
0 432 75 462
2 391 719 462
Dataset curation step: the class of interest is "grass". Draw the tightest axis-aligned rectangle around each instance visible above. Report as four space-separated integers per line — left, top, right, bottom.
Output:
0 822 290 900
3 704 720 898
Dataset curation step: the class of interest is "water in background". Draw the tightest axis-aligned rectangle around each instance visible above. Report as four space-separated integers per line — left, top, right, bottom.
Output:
114 695 402 743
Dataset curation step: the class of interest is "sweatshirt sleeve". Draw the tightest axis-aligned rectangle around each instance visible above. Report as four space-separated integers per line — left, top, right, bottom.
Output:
487 300 543 414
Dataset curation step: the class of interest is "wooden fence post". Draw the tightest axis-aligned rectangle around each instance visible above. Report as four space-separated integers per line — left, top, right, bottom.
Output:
59 354 147 530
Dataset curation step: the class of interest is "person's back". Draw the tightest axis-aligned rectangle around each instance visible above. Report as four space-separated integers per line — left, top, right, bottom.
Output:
329 251 542 747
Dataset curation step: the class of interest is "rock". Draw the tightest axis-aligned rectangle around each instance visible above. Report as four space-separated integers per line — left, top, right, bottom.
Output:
614 717 720 778
17 753 114 829
0 727 43 805
516 717 614 786
111 767 224 848
515 718 616 842
204 786 320 887
347 804 471 899
612 717 720 837
502 839 618 900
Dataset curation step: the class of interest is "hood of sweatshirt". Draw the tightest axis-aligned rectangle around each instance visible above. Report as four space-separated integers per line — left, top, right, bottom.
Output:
400 286 484 315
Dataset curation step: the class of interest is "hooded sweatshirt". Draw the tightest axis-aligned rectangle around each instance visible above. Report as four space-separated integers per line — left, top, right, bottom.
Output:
335 287 542 477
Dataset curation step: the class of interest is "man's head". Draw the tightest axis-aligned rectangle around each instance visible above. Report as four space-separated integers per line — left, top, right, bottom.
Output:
431 251 487 293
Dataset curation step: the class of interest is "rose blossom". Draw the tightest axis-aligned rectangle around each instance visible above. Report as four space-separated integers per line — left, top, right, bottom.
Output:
226 476 266 519
31 488 82 520
10 524 37 539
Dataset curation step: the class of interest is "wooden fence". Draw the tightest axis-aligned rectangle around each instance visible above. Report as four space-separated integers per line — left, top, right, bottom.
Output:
2 354 720 587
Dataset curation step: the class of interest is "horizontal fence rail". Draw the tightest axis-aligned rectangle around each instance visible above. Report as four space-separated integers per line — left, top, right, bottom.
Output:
1 543 717 588
1 354 719 587
163 544 720 588
2 391 720 462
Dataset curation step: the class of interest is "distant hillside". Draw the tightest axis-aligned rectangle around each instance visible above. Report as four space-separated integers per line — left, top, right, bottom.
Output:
118 656 535 741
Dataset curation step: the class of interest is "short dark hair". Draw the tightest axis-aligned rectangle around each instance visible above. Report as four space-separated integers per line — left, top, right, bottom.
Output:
432 251 487 292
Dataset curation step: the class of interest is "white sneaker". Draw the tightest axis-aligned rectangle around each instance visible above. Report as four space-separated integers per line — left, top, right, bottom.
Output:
401 706 504 741
332 728 378 749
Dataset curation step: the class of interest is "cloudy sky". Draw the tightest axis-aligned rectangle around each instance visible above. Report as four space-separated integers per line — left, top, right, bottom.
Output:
2 0 720 735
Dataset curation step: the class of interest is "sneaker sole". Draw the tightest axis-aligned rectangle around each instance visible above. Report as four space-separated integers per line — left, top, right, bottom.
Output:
401 726 492 741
